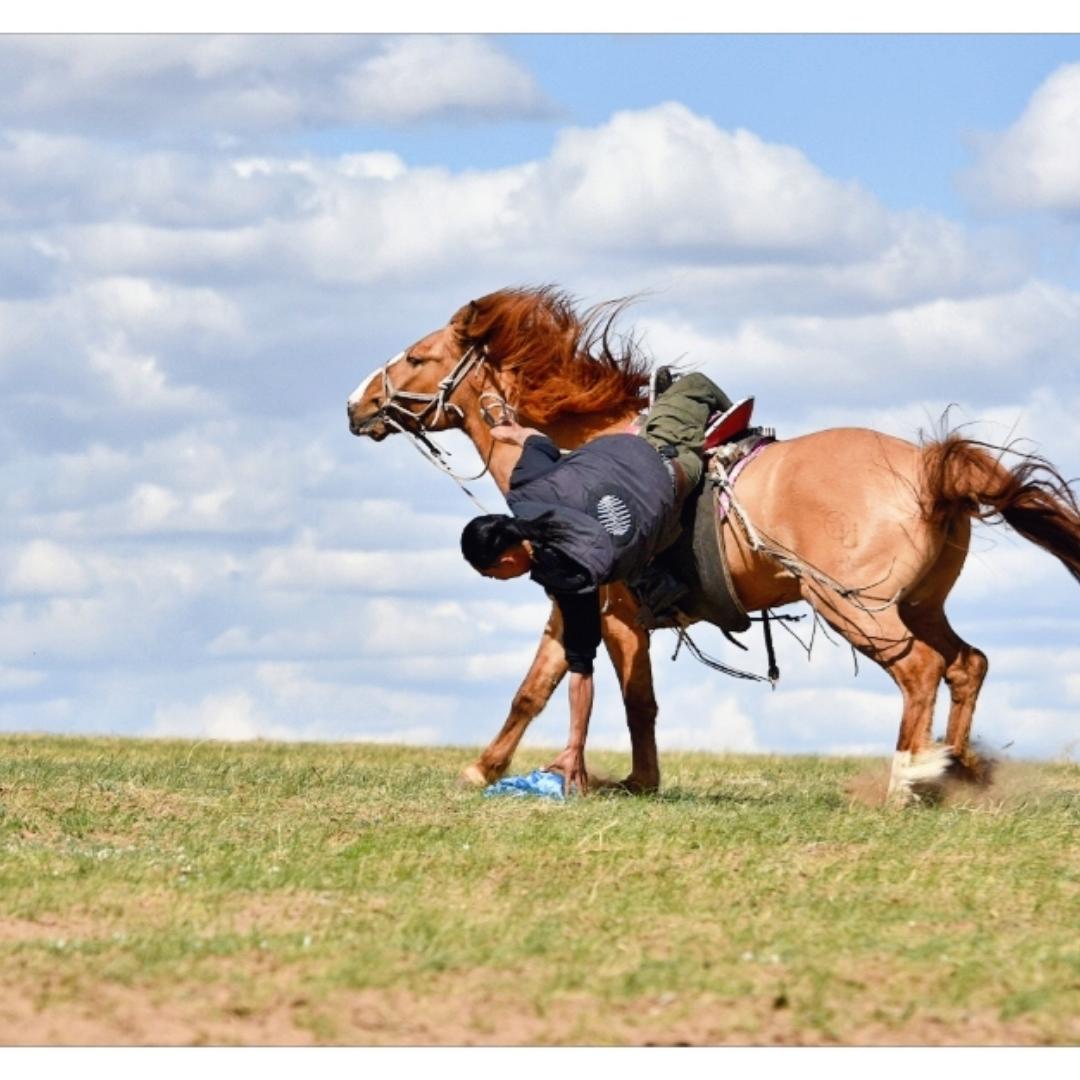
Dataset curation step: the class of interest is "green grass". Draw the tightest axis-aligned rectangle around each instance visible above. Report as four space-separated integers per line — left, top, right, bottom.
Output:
0 734 1077 1045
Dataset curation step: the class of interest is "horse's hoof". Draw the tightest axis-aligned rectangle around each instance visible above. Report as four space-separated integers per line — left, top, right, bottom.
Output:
886 746 952 806
616 774 660 796
458 763 494 788
946 747 996 786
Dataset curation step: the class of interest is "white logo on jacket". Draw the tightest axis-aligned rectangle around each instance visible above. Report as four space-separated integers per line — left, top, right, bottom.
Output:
596 494 633 537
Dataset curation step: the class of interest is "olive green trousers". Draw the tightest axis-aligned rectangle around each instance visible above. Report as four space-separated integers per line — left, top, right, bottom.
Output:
641 372 732 490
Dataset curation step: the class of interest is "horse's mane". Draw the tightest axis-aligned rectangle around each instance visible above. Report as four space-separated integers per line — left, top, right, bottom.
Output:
455 286 651 424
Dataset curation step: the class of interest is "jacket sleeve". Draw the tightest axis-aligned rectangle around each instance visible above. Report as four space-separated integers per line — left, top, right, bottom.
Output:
509 434 562 489
554 589 602 675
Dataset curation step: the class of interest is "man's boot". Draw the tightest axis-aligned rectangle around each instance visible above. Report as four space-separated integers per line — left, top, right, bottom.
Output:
630 560 690 630
650 365 675 405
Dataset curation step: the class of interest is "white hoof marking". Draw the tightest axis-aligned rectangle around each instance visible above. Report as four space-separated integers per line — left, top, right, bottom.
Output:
459 764 489 788
887 745 953 804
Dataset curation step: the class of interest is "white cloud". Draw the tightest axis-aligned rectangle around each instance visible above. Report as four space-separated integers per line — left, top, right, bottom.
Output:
0 35 550 134
81 278 244 343
4 102 1014 304
0 597 120 662
642 279 1080 412
339 36 549 124
0 665 46 691
656 693 761 753
255 661 457 740
0 695 74 732
0 546 243 664
949 530 1067 604
971 682 1078 757
126 483 187 530
205 593 546 663
964 63 1080 215
9 425 339 540
5 540 93 596
151 690 287 741
761 687 900 745
532 103 890 260
461 645 546 682
89 338 212 413
257 541 466 592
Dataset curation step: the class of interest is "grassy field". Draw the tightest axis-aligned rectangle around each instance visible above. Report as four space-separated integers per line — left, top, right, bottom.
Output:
0 733 1076 1046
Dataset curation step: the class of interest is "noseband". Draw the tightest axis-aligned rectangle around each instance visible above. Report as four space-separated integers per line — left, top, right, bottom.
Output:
375 342 487 431
361 341 499 511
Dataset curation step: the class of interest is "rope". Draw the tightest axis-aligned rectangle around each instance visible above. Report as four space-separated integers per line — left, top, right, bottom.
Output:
365 343 501 515
382 414 494 514
762 608 779 683
710 458 903 616
670 627 775 685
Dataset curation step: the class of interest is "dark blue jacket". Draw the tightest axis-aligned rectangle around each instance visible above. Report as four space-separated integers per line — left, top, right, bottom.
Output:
507 433 676 590
505 433 677 674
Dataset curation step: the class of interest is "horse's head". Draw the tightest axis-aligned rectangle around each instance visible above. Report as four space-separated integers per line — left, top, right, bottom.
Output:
347 303 484 441
348 287 651 441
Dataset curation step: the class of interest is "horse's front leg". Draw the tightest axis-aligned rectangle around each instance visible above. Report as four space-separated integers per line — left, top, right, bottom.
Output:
459 603 568 787
599 584 660 794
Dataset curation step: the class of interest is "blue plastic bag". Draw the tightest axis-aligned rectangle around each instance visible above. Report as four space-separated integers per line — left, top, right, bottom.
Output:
483 768 566 800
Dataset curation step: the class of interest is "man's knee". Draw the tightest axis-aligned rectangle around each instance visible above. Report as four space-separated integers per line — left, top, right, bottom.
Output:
666 372 730 412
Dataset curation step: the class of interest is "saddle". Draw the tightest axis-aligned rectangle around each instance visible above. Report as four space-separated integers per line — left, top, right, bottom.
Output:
633 397 776 633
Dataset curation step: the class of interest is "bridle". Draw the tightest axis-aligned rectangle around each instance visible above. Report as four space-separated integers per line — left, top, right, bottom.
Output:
359 341 501 511
376 341 487 431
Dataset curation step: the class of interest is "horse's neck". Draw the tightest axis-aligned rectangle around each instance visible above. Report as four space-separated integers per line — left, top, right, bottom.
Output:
461 404 643 496
542 407 641 449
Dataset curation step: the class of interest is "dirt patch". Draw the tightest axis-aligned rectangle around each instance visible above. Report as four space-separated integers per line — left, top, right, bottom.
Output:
0 977 1069 1047
0 913 109 945
843 757 1072 810
845 762 892 807
0 979 312 1047
0 949 1073 1048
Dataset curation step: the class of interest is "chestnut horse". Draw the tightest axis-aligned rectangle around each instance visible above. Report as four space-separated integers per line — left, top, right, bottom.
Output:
347 287 1080 802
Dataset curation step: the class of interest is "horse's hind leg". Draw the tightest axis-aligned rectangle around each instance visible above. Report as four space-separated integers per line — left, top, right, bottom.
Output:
885 634 951 804
801 586 947 804
898 521 991 784
460 603 568 787
598 584 660 793
903 607 990 783
943 634 990 781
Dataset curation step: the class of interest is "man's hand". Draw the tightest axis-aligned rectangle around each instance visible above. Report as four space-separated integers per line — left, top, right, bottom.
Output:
489 419 543 447
546 669 594 796
546 744 588 796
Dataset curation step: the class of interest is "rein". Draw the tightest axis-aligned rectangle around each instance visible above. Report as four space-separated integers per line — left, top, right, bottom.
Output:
368 342 496 513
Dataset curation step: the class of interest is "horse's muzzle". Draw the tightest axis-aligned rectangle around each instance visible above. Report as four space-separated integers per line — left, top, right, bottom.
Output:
347 403 389 440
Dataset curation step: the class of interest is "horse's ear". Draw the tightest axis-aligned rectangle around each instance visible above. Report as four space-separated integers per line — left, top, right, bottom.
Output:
451 300 480 337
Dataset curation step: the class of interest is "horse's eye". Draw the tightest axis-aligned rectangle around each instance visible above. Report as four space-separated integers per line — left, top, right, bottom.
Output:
406 354 424 367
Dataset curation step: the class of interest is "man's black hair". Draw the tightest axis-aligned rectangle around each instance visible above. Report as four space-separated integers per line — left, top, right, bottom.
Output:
460 512 568 571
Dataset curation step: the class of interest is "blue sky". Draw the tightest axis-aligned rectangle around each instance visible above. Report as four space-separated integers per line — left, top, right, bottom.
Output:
299 35 1080 217
1 32 1078 765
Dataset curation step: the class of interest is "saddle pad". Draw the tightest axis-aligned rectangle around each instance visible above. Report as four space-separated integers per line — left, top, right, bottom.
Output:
715 437 773 520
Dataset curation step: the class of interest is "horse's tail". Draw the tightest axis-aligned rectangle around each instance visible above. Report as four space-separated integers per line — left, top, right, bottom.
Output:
922 435 1080 585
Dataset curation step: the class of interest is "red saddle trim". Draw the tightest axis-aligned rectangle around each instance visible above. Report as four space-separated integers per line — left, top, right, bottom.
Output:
703 397 755 452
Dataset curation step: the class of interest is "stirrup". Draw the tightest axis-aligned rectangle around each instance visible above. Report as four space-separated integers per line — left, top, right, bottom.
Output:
630 565 689 630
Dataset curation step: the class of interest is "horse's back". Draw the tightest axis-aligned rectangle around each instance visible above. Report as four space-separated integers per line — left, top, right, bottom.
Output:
725 427 944 608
